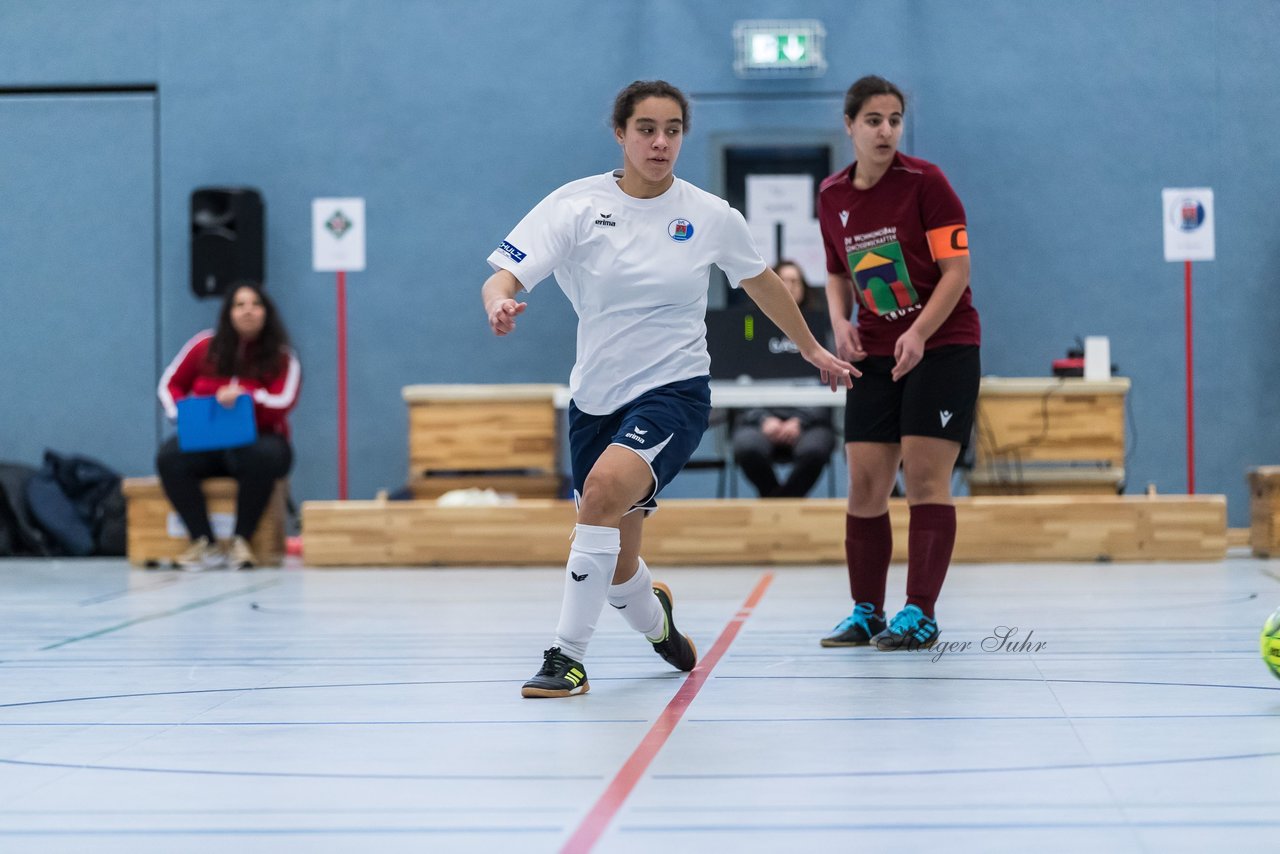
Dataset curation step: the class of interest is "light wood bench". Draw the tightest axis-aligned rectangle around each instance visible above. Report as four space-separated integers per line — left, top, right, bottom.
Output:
301 494 1227 566
968 465 1125 496
408 472 562 499
1248 466 1280 557
971 377 1129 495
122 477 287 567
401 384 563 498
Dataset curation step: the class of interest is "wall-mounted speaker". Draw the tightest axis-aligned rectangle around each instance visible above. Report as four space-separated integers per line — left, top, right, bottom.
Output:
190 187 264 298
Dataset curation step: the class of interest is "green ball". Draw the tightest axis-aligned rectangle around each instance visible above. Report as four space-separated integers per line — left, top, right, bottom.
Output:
1262 606 1280 680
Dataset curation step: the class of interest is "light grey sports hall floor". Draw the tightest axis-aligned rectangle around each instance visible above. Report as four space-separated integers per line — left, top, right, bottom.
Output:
1 556 1278 854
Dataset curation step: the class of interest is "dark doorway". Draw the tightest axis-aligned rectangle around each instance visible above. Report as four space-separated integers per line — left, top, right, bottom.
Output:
721 144 831 304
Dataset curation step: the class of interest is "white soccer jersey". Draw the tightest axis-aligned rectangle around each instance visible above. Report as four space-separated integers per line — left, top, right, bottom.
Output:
487 170 765 415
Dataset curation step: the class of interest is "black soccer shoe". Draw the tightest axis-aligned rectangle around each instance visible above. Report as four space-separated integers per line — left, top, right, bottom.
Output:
521 646 589 698
650 582 698 672
871 605 940 651
819 602 888 647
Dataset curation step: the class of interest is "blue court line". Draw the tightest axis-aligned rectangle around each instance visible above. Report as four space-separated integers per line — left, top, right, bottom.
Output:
628 800 1273 812
685 712 1280 723
0 675 677 709
0 826 561 836
651 750 1280 779
0 719 646 726
40 580 282 650
76 573 180 606
713 674 1280 692
0 814 576 819
0 679 523 709
0 712 1274 727
618 819 1280 832
0 757 601 781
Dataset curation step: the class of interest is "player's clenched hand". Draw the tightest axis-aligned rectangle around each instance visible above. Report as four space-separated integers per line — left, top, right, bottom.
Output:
487 298 527 336
804 346 861 391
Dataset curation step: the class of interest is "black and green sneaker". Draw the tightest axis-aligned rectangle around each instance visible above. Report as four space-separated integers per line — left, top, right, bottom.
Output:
521 647 589 698
650 582 698 672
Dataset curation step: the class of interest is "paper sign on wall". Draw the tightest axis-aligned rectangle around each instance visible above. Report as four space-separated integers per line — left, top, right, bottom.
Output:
1162 188 1214 262
746 175 813 225
313 197 366 271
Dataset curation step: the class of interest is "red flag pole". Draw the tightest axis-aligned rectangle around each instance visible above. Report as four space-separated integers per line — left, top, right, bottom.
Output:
1184 259 1195 494
337 269 349 500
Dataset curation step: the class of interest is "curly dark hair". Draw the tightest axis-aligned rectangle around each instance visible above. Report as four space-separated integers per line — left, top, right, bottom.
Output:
206 281 291 379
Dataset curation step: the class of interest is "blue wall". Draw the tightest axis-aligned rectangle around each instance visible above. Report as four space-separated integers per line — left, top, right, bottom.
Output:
1 1 1276 525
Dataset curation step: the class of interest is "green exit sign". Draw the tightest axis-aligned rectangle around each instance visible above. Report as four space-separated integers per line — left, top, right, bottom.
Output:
753 33 808 64
734 20 826 76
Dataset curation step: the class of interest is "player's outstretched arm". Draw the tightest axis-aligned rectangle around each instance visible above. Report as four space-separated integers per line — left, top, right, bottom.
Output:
482 269 528 337
739 267 860 391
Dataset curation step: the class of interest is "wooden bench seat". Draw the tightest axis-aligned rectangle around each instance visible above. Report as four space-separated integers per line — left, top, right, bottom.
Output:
121 477 288 567
968 465 1125 496
1248 466 1280 557
300 494 1226 566
408 472 563 499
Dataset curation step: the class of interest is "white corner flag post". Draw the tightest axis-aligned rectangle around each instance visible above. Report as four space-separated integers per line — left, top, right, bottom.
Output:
1162 188 1214 495
312 198 366 500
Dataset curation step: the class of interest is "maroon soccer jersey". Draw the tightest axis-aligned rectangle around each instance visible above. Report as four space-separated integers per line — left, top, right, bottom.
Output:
818 152 981 356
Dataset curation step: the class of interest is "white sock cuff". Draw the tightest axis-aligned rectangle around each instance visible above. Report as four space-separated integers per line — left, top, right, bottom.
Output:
572 524 621 554
608 558 652 595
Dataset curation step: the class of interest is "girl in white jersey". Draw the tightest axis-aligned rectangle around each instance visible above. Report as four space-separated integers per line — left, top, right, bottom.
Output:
482 81 856 698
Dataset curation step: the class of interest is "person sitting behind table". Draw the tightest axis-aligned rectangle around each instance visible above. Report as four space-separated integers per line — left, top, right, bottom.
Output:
731 260 837 497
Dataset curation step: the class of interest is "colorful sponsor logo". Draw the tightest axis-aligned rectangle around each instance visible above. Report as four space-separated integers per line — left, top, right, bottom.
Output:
848 241 918 316
498 240 526 262
1177 199 1206 231
668 218 694 241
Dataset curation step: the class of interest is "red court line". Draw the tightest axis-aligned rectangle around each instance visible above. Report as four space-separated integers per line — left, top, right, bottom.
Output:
560 571 775 854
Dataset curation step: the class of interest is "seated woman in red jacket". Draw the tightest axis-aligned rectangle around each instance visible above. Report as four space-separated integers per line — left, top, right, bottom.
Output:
157 282 301 569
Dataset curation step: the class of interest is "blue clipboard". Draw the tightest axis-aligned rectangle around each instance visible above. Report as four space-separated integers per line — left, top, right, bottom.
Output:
177 395 258 452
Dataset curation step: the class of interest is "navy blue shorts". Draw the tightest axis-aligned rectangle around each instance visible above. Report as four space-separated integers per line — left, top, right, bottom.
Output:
567 376 711 514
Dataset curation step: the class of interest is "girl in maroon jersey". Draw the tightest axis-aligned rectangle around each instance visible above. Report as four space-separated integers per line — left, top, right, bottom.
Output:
816 76 981 651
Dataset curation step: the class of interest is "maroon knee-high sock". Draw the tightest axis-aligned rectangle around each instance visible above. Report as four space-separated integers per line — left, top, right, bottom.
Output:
905 503 956 618
845 512 892 615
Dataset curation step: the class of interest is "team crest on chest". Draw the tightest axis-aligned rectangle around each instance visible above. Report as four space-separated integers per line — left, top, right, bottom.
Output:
668 218 694 241
839 210 849 228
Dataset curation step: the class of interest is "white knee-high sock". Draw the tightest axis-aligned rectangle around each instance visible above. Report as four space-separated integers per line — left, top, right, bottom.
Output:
607 557 665 641
552 524 621 661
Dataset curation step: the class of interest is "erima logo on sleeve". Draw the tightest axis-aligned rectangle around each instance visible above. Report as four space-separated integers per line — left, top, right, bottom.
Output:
498 240 526 263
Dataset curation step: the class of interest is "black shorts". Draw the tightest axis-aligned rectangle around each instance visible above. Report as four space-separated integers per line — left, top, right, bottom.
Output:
844 344 980 445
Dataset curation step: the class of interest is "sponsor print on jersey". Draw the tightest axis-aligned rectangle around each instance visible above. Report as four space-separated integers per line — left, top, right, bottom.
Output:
848 240 918 316
668 218 694 241
498 240 526 263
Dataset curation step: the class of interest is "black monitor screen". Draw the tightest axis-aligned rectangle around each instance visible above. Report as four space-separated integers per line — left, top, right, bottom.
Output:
705 308 831 381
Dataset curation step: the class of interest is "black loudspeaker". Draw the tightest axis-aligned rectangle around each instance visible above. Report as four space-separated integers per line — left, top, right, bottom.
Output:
190 187 265 298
